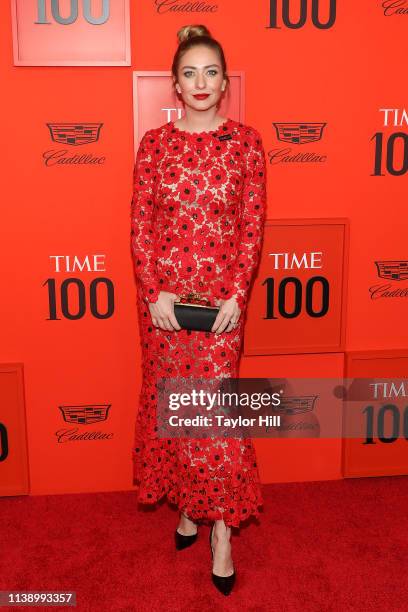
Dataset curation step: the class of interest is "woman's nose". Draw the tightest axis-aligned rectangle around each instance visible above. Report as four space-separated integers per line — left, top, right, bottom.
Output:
195 74 206 88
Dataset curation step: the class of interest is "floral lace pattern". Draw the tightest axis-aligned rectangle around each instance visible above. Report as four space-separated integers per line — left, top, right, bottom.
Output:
130 118 267 527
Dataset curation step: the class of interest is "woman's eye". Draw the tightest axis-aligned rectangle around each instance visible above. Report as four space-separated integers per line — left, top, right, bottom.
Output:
183 70 218 78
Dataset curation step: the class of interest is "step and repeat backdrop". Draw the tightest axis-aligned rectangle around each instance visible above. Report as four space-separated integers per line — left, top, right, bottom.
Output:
1 0 407 496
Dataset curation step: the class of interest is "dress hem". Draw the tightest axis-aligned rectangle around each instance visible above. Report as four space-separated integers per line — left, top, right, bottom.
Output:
133 480 264 529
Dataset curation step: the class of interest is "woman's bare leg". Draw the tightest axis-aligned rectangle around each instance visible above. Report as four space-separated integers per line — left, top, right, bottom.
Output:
211 520 234 577
177 511 198 536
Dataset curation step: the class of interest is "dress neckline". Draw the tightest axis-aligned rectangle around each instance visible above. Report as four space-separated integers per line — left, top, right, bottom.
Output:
168 117 231 137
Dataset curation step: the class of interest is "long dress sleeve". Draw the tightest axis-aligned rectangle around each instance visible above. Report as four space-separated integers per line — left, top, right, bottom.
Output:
130 129 161 305
229 129 267 311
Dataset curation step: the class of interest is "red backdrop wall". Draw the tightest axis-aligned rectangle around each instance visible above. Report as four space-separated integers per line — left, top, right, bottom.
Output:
0 1 406 495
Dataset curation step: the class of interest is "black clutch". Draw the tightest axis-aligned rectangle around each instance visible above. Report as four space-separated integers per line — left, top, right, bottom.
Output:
174 292 220 332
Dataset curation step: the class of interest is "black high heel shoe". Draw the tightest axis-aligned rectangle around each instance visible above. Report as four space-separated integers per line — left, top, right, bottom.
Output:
209 523 236 596
174 528 198 550
175 515 198 551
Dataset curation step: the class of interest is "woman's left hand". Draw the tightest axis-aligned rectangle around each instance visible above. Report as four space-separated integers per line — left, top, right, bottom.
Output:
211 295 241 334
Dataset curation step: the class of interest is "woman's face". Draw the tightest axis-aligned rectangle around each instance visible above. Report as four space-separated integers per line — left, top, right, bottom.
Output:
175 45 226 112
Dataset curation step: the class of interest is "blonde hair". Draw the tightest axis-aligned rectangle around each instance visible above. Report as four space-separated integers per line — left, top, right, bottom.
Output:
177 24 210 44
171 24 230 94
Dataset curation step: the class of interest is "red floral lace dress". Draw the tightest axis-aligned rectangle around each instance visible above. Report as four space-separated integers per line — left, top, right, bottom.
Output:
130 117 267 528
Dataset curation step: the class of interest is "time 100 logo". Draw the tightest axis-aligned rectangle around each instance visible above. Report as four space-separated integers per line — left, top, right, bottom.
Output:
35 0 110 25
45 278 114 319
45 255 114 320
268 0 336 29
262 276 329 319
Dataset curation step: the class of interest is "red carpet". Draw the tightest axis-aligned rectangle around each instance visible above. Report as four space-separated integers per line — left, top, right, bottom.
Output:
1 477 407 611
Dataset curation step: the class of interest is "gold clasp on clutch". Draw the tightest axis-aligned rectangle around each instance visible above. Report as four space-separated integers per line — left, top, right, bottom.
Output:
187 291 202 301
177 291 210 305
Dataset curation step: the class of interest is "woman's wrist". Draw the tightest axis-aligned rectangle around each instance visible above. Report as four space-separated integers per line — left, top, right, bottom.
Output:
141 283 161 304
229 293 245 311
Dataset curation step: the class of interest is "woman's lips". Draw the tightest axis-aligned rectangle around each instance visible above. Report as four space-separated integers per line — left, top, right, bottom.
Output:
193 94 210 99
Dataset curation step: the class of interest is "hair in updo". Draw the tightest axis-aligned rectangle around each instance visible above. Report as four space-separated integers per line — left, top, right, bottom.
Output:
171 24 230 94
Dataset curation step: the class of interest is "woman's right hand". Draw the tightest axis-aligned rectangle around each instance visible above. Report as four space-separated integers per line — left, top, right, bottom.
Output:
148 291 181 331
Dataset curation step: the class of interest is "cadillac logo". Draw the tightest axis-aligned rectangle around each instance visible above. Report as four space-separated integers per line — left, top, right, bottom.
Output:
375 260 408 281
273 122 326 144
273 396 317 415
46 122 103 146
59 404 111 424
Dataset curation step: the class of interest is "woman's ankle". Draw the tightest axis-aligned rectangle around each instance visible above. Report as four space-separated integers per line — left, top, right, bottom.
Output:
181 511 196 524
213 520 231 540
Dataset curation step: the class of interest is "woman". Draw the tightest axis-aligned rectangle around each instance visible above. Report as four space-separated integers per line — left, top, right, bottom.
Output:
130 24 267 595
